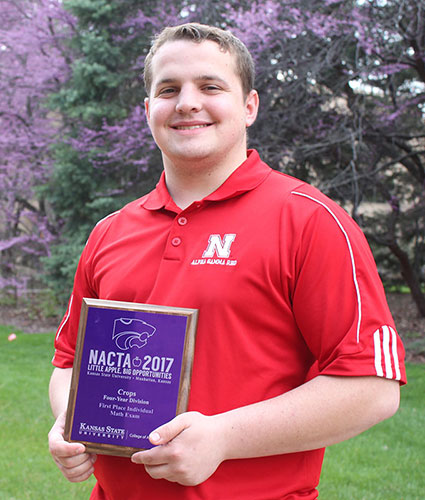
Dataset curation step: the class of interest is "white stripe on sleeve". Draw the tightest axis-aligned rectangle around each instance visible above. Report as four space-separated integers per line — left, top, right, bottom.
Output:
390 326 401 381
373 326 401 380
382 325 393 379
55 294 73 341
291 191 362 343
373 329 384 377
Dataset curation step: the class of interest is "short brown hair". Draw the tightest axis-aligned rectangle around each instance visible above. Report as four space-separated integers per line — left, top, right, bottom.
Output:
143 23 255 97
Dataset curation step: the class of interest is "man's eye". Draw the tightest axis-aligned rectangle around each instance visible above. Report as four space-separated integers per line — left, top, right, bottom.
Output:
203 85 220 92
158 88 176 96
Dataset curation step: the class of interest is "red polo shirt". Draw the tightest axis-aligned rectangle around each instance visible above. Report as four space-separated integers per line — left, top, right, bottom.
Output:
53 149 406 500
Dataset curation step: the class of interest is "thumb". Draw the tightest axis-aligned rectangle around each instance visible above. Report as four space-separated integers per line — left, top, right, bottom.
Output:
149 414 188 445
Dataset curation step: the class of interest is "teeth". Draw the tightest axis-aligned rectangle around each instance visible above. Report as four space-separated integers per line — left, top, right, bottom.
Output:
175 124 209 130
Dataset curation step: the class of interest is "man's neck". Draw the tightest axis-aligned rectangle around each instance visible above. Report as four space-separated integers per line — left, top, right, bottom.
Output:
163 152 247 210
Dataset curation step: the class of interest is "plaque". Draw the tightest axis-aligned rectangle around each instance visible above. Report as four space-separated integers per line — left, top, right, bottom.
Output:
64 298 198 457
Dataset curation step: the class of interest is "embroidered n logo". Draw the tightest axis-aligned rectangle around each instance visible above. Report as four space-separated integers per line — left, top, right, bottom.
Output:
202 234 236 258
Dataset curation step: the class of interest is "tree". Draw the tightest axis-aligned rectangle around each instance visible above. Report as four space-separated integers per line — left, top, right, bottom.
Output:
2 0 424 316
42 0 178 299
223 0 425 315
0 0 74 294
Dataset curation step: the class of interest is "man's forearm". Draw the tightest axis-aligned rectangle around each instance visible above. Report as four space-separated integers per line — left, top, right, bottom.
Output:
132 374 400 486
49 367 73 418
215 375 400 460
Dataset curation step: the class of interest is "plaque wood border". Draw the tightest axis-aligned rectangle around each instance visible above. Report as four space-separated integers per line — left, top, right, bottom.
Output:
64 298 198 457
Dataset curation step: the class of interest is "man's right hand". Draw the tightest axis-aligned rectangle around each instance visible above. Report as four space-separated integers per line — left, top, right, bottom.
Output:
48 411 97 482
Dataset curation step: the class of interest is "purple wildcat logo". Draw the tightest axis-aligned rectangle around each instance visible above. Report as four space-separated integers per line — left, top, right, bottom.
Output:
112 318 156 350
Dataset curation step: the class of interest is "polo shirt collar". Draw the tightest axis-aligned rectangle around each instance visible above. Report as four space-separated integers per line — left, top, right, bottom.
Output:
141 149 271 211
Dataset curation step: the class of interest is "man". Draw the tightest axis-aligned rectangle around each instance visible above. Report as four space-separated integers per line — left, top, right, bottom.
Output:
48 23 406 499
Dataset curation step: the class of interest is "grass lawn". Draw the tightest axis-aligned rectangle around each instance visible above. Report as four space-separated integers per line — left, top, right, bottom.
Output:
319 363 424 499
0 325 423 499
0 326 95 499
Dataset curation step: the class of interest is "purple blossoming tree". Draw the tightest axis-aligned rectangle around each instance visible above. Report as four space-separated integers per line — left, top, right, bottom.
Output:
225 0 425 315
1 0 424 316
0 0 74 294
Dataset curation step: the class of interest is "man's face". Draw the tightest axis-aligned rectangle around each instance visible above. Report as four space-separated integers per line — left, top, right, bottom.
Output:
145 40 258 172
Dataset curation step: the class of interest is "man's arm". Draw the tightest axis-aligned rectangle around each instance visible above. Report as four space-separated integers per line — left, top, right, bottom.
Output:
49 367 73 419
48 367 96 482
132 375 400 486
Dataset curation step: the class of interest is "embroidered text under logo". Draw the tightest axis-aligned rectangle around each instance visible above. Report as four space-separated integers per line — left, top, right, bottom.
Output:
202 234 236 258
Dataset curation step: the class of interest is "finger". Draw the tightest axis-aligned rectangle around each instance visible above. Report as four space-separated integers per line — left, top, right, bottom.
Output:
49 431 87 462
50 438 86 455
143 461 198 486
65 467 95 484
59 452 95 471
144 463 175 482
49 425 90 466
57 454 96 483
55 449 94 469
131 446 168 466
48 414 86 458
149 413 189 445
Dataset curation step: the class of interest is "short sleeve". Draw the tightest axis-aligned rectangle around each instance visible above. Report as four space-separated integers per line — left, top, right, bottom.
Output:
51 213 119 368
52 241 97 368
289 190 406 384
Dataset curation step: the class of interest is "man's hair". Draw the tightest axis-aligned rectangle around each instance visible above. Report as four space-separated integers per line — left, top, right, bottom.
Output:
143 23 255 97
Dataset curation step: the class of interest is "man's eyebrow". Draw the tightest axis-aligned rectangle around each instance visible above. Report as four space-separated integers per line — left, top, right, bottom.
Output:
196 74 230 85
155 78 177 86
154 75 230 87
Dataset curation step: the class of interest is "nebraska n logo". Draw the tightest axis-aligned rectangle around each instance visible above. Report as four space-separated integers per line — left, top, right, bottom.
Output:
202 234 236 258
191 234 238 267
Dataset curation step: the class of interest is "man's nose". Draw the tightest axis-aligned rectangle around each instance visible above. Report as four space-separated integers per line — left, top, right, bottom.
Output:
175 86 202 114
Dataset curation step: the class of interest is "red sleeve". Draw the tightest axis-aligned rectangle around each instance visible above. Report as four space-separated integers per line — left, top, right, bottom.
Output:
289 189 406 384
52 244 96 368
52 213 118 368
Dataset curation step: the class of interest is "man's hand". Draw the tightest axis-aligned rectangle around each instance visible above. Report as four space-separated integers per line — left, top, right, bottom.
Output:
131 411 226 486
48 411 97 483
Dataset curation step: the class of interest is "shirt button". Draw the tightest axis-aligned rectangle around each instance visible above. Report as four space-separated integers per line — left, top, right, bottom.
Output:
177 216 188 226
171 237 182 247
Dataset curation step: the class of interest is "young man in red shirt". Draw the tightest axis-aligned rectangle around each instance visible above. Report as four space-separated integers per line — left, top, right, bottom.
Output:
48 23 406 499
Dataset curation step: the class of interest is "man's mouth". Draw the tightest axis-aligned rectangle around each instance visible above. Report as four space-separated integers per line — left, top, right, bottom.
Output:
172 124 211 130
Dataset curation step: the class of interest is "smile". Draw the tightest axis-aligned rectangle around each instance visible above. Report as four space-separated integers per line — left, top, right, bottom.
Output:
172 124 211 130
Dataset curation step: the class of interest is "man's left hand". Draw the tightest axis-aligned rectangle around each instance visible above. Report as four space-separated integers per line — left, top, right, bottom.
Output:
131 411 226 486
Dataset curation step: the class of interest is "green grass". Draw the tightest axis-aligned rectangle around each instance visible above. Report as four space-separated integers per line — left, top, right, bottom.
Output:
0 325 95 499
319 364 425 499
0 325 423 499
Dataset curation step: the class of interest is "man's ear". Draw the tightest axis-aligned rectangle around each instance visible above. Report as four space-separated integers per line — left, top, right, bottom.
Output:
245 89 259 128
144 97 150 125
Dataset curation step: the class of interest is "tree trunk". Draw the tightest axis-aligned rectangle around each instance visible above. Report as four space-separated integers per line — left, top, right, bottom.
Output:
388 241 425 318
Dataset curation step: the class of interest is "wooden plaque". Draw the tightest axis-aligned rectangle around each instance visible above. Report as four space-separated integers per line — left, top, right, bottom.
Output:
64 298 198 457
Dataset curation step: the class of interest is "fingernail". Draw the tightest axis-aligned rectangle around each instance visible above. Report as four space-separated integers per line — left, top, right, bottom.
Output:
150 431 160 443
